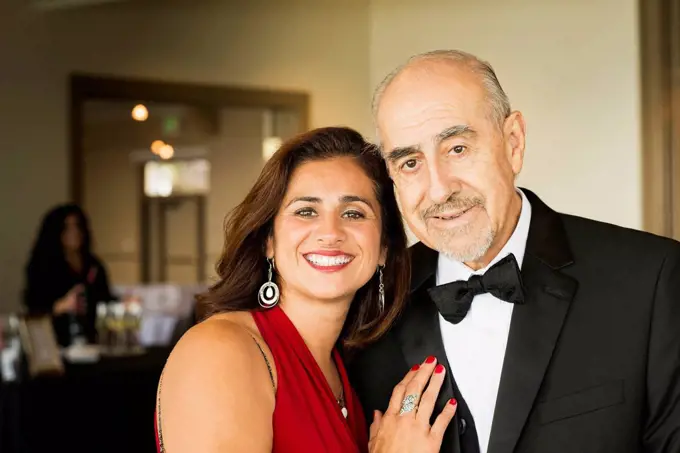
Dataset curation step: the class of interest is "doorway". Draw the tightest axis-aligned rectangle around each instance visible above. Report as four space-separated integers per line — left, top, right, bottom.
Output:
71 75 309 286
142 195 206 284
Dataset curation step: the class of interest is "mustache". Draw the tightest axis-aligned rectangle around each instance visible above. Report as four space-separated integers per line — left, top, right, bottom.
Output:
421 195 484 220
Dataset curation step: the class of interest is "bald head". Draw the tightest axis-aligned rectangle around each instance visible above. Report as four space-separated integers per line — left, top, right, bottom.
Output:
373 50 511 133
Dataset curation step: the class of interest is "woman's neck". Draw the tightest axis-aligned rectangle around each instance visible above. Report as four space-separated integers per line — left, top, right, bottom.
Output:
279 294 351 366
64 250 83 273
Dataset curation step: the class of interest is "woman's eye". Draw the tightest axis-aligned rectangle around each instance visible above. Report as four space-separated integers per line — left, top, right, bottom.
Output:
343 210 365 220
295 208 317 217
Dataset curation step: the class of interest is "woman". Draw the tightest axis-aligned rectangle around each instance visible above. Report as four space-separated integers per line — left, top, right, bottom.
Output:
156 127 457 452
24 204 116 346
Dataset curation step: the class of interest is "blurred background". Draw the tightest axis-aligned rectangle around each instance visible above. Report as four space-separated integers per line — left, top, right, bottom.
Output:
0 0 678 451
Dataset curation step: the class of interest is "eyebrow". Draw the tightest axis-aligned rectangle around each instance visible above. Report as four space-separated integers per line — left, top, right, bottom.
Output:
434 125 476 145
385 145 420 163
285 195 376 210
385 124 477 163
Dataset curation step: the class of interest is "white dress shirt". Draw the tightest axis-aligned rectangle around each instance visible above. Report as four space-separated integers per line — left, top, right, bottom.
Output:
436 189 532 453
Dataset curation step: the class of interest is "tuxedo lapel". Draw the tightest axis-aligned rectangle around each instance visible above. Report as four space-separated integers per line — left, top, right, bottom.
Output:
487 254 577 453
398 280 456 410
487 189 578 453
398 244 461 453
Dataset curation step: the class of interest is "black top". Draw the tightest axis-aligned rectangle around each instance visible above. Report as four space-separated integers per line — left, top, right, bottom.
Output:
24 254 116 346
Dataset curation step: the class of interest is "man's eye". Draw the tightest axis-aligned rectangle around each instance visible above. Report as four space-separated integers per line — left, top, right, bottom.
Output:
400 159 419 172
451 145 466 155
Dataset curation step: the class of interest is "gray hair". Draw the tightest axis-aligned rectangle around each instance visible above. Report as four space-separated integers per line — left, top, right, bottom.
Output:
372 49 512 134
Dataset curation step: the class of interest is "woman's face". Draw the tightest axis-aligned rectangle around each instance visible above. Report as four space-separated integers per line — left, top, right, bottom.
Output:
267 156 386 304
62 214 83 252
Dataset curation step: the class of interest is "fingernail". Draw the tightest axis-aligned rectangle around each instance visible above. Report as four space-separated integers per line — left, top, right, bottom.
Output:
425 356 436 364
435 364 445 374
411 364 420 371
449 398 457 406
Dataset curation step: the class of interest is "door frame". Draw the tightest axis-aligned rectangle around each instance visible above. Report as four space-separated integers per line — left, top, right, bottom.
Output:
70 74 310 205
140 194 206 283
69 74 309 282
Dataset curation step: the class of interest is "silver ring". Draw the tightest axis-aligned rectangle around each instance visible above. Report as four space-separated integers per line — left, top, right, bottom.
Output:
398 394 419 415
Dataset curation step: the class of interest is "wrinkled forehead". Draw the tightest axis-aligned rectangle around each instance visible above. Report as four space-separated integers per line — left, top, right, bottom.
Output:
376 65 487 152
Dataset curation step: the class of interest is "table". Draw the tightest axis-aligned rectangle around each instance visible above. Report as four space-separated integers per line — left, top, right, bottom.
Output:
1 347 170 453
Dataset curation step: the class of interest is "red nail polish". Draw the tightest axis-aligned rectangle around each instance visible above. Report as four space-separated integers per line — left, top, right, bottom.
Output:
449 398 457 406
435 364 445 374
425 356 436 364
411 364 420 371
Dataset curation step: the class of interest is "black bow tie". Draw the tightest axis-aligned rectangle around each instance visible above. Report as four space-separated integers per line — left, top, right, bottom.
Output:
427 253 526 324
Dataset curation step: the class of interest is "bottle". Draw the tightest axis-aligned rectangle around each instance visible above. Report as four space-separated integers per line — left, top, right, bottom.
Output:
68 286 87 346
95 302 109 352
1 314 22 382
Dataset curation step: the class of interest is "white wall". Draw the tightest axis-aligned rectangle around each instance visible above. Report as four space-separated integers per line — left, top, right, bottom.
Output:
0 0 372 312
369 0 641 230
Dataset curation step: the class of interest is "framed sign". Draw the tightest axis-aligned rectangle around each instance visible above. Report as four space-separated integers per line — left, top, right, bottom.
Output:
18 315 64 377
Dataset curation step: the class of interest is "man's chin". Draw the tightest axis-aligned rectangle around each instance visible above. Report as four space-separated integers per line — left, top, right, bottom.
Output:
430 232 494 263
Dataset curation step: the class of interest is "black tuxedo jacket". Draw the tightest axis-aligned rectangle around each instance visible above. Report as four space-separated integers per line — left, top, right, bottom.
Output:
348 189 680 453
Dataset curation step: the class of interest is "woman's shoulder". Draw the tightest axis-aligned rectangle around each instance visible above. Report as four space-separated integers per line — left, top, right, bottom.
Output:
170 313 261 365
87 254 108 271
158 312 277 451
162 311 276 390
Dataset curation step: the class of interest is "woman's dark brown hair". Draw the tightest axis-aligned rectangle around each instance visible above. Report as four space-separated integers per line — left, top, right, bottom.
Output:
198 126 410 348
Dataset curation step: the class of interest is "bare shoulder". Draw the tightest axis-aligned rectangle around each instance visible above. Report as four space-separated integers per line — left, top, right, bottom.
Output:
158 312 275 453
169 313 262 365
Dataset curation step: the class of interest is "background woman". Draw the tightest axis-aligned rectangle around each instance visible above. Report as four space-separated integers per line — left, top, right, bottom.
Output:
24 204 116 346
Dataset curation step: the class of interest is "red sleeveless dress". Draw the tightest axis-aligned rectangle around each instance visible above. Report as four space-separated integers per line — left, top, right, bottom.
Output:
154 305 368 453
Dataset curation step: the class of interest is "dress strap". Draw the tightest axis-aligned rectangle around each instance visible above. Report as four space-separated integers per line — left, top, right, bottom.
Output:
155 372 166 453
251 335 275 391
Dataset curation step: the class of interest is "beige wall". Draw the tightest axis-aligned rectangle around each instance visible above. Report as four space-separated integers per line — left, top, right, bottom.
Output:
370 0 641 231
0 0 371 312
205 108 269 279
0 0 643 312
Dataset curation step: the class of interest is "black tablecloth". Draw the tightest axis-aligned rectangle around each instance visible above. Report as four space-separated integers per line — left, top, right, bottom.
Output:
1 347 170 453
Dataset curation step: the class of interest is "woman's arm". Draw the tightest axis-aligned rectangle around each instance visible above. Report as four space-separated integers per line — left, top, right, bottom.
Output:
158 318 276 452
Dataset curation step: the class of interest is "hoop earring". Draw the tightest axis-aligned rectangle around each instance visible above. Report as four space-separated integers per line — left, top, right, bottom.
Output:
258 258 280 308
378 265 385 314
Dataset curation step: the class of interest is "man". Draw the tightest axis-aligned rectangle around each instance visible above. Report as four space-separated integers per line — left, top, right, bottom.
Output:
349 50 680 453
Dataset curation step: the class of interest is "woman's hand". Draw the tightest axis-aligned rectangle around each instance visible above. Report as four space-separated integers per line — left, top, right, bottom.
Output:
368 357 457 453
53 284 83 315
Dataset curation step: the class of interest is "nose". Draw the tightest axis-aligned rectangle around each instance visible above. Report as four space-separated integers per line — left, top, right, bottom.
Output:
427 161 460 204
315 214 346 246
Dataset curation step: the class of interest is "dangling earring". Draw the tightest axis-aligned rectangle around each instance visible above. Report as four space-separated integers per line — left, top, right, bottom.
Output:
378 265 385 314
258 258 280 308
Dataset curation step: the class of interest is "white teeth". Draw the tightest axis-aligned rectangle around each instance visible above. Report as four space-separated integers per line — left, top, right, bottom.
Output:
305 254 353 267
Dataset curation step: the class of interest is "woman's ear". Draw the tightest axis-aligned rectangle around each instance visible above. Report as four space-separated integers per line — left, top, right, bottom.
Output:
266 235 274 259
379 246 387 267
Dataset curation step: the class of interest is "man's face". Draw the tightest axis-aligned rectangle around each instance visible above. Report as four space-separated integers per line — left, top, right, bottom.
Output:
377 62 525 265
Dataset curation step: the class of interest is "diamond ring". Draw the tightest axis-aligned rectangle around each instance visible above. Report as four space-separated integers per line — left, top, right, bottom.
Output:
398 393 419 415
